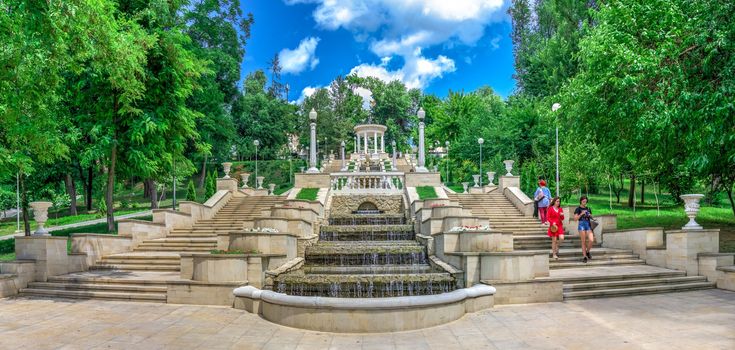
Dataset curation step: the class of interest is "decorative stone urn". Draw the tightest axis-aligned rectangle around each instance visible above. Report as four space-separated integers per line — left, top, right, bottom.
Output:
300 166 305 173
462 182 470 194
503 160 515 176
29 201 53 236
240 173 251 189
472 175 480 187
487 171 496 186
680 194 704 230
268 183 276 196
256 176 265 190
222 162 233 179
433 165 439 172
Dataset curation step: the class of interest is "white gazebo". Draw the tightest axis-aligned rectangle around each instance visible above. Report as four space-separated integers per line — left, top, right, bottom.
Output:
353 124 388 156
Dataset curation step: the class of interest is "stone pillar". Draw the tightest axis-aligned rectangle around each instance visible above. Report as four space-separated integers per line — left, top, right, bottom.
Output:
354 136 358 154
392 141 397 169
363 133 368 155
416 108 428 172
381 134 385 153
340 141 346 171
307 109 319 173
373 131 378 154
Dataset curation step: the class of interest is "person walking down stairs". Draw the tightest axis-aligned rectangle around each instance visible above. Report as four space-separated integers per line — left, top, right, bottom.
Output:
547 197 565 260
575 195 594 263
534 180 552 224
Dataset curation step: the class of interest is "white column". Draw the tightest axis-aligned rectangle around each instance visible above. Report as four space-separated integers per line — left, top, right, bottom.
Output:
363 132 368 155
354 136 357 154
416 108 427 172
373 131 378 154
356 134 361 153
341 141 346 170
381 134 385 153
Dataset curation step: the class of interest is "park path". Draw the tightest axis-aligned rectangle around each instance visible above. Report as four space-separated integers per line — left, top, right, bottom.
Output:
0 210 152 241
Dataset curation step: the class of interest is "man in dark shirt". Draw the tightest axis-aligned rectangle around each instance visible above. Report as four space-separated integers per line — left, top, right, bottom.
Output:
574 196 594 262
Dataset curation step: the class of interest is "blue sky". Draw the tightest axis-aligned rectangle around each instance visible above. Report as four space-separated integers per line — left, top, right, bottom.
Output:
240 0 516 103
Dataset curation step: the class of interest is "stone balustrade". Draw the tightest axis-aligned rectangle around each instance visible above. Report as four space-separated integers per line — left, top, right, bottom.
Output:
329 171 404 193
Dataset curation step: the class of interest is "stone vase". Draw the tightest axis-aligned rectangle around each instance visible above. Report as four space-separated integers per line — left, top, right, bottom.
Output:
433 165 439 172
472 175 480 188
487 171 496 186
256 176 265 190
462 182 469 194
300 166 305 173
268 183 276 196
680 194 704 230
503 160 515 176
222 162 233 179
240 173 251 189
29 201 53 236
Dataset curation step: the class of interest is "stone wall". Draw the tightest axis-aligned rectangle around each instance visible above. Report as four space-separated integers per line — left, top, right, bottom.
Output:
330 194 404 215
404 172 441 187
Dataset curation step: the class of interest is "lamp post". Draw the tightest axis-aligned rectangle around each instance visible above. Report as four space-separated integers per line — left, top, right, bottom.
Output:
552 103 561 197
478 138 484 187
445 141 450 185
16 172 20 234
172 155 176 210
416 108 427 172
253 140 260 180
307 109 319 173
391 140 397 169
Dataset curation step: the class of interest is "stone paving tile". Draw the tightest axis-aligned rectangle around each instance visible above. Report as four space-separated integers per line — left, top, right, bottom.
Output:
1 290 735 349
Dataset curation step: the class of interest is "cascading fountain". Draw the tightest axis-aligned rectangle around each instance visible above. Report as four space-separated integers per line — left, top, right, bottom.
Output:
273 211 456 298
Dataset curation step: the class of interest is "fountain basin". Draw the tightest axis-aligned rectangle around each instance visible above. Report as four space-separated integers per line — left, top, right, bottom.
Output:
233 284 495 333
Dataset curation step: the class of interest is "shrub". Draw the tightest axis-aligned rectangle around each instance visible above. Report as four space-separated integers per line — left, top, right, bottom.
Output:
185 179 197 202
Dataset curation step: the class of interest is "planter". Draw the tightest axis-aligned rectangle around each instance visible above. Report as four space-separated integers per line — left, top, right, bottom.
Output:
240 173 251 188
268 183 276 195
462 182 469 194
472 175 480 188
29 201 53 236
680 194 704 230
256 176 265 190
222 162 233 179
487 172 495 186
503 160 515 176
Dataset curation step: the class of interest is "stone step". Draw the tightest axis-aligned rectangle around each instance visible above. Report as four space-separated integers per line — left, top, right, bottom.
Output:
563 281 715 300
137 242 216 247
550 259 646 269
19 288 166 302
563 276 709 292
146 238 217 243
545 269 685 284
98 258 181 265
133 246 213 252
27 281 167 293
552 254 639 263
91 264 180 271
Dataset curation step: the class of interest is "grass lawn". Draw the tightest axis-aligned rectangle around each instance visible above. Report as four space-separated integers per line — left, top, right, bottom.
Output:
296 188 319 201
274 184 294 195
416 186 438 200
0 209 145 238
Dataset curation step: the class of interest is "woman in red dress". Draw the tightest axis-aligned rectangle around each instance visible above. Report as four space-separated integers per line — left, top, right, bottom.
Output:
547 197 565 259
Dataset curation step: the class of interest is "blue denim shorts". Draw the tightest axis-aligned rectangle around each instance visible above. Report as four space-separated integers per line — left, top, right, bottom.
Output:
578 220 592 232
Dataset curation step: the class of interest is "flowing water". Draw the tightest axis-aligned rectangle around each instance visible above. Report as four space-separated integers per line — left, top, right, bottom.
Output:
274 212 456 298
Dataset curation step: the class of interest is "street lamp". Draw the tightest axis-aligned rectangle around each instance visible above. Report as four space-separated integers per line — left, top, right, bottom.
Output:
253 139 260 180
552 103 561 197
416 108 427 172
478 138 484 187
445 141 450 184
172 155 177 210
391 140 397 169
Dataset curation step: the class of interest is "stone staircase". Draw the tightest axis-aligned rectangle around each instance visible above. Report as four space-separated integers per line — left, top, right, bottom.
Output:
448 191 716 299
19 195 285 301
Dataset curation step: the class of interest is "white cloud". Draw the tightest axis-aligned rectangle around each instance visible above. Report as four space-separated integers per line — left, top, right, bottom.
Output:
490 35 501 50
292 85 321 104
279 37 321 75
349 49 456 89
353 87 373 109
285 0 507 89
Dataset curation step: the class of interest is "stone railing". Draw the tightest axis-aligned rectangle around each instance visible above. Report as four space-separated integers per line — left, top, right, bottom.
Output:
330 171 404 194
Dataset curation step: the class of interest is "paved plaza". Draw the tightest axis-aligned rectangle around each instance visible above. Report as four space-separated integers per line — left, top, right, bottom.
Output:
0 290 733 350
